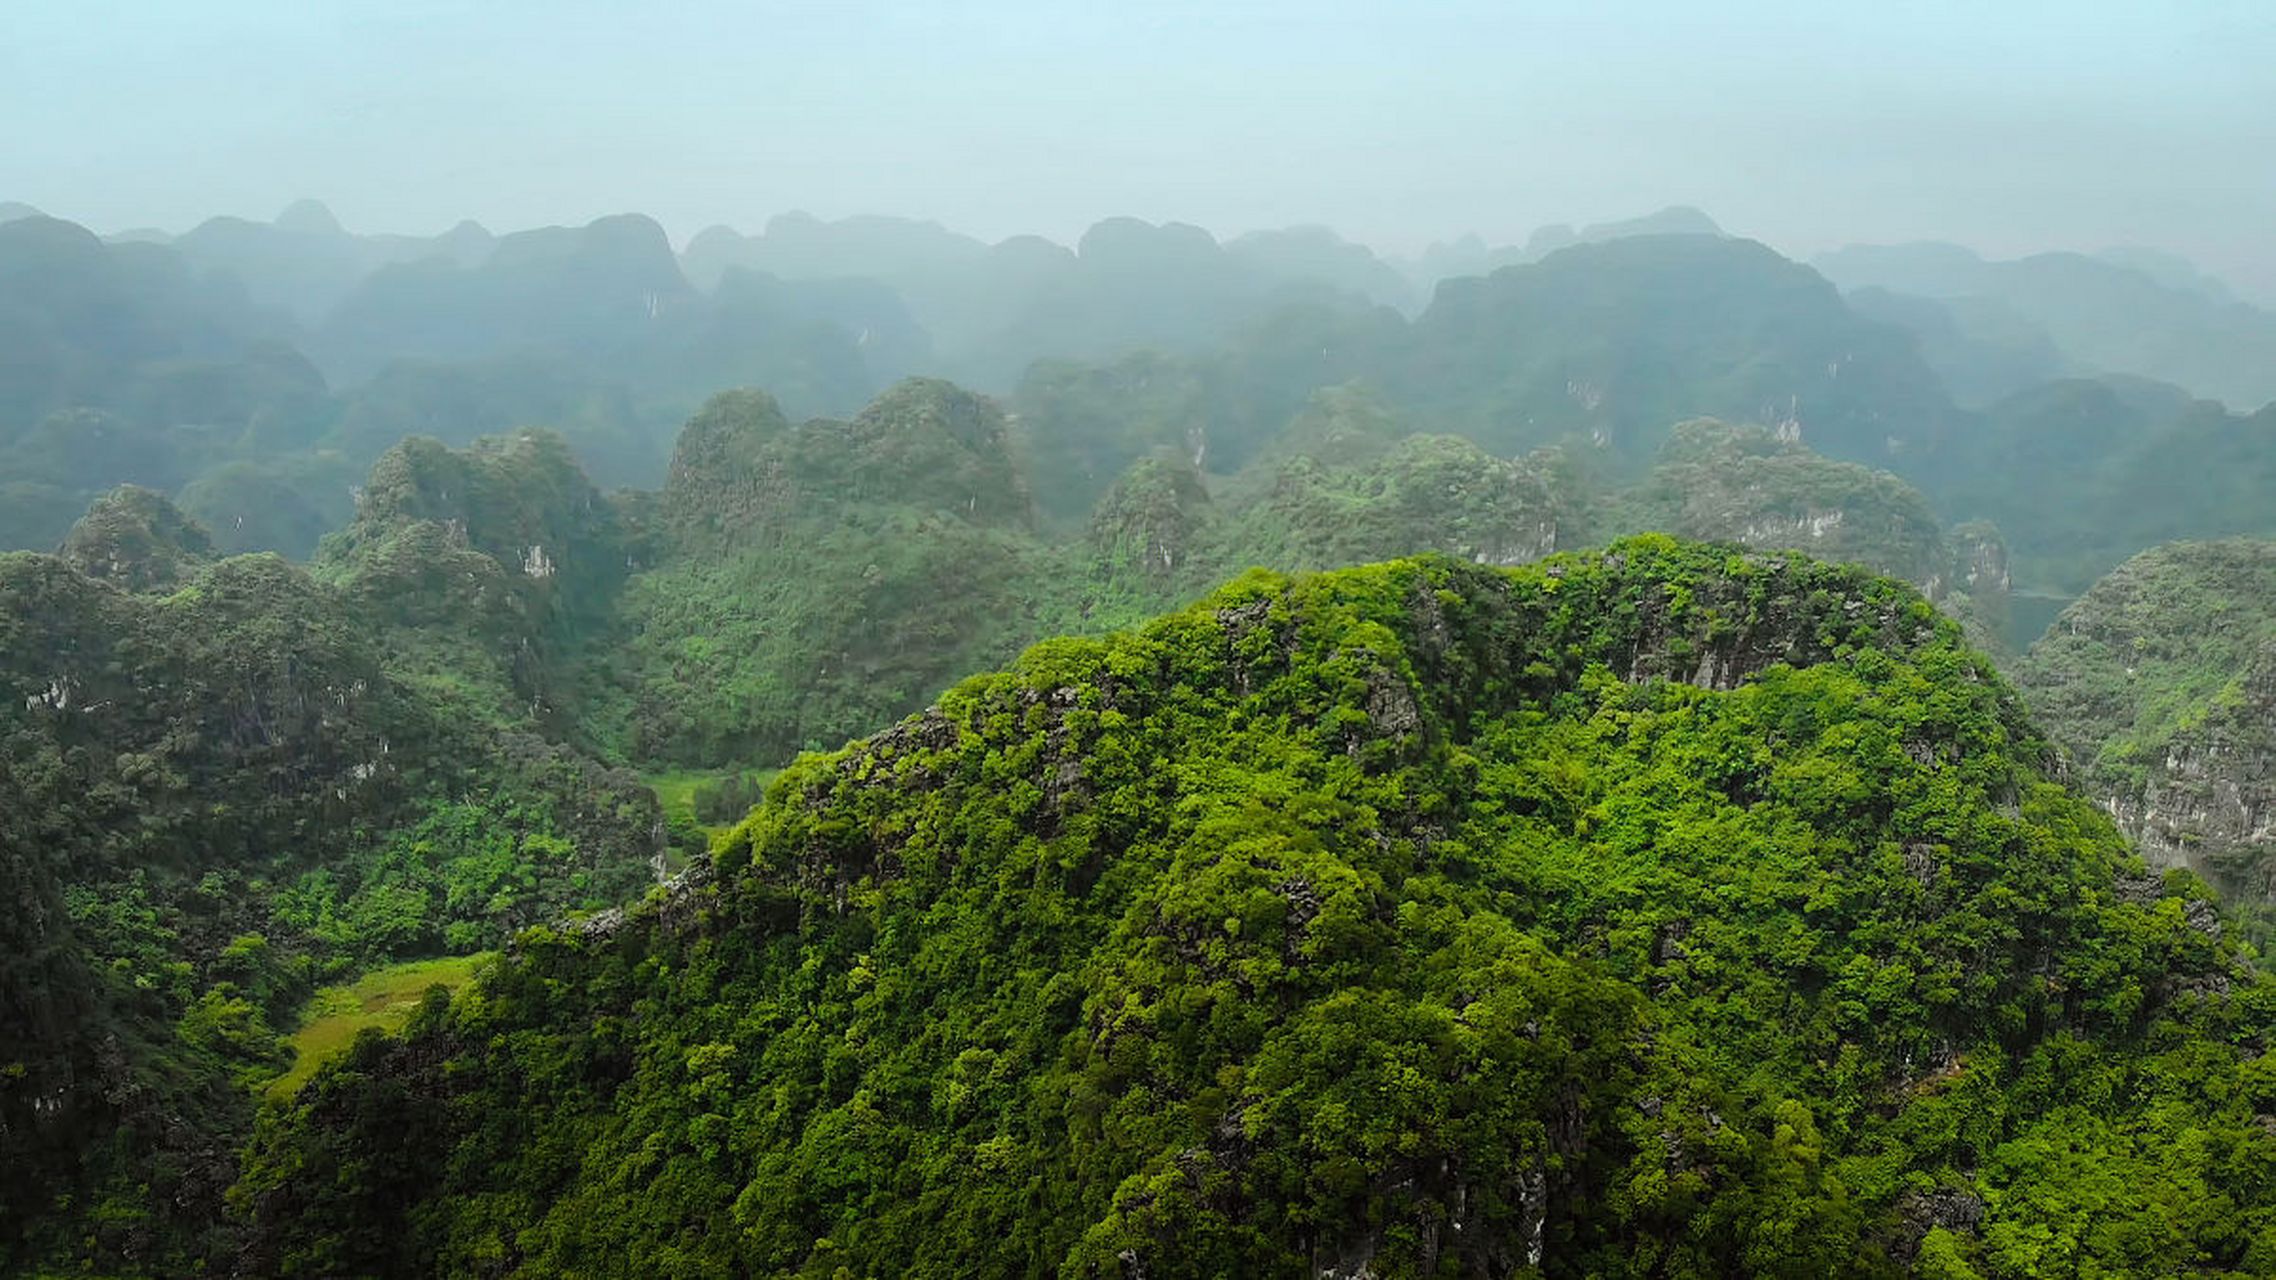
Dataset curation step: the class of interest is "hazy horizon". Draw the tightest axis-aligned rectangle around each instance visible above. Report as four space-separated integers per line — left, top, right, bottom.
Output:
7 1 2272 298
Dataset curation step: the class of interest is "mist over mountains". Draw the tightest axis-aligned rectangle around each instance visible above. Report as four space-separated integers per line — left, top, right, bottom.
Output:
7 195 2272 572
13 2 2276 1272
12 189 2276 1277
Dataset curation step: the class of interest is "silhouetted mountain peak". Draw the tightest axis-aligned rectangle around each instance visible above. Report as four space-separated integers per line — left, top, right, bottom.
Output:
273 198 345 236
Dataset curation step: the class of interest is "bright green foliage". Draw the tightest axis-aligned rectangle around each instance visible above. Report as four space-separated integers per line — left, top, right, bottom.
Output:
2016 540 2276 909
268 954 494 1097
1081 453 1216 590
2020 540 2276 782
0 541 660 1274
237 540 2276 1277
597 375 1607 765
1081 427 1578 615
1202 434 1572 576
1615 420 2014 648
313 427 633 731
595 380 1058 762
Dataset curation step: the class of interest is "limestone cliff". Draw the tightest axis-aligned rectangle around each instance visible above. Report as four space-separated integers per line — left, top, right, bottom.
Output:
2017 539 2276 900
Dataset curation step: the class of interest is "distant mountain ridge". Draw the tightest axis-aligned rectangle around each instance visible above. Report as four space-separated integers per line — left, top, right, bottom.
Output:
1815 240 2276 410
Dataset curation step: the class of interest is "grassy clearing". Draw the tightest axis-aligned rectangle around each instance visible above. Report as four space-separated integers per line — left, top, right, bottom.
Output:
641 768 713 827
641 767 781 832
267 953 495 1098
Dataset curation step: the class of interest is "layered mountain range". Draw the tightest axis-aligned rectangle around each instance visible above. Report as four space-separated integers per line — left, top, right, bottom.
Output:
8 198 2276 1276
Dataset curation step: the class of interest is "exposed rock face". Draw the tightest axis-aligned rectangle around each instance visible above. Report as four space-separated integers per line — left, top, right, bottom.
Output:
2097 648 2276 892
2016 539 2276 900
1629 420 1956 599
1943 519 2014 643
1950 521 2012 599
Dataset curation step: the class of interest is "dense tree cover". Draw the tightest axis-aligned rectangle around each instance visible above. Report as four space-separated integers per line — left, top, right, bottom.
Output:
599 377 1590 766
13 198 2276 1276
312 428 635 732
0 215 327 552
1618 420 1948 584
1003 235 1967 519
1890 377 2276 602
15 200 2276 632
230 372 2041 778
2016 540 2276 910
237 540 2276 1277
1379 236 1962 465
56 483 217 591
0 495 664 1274
310 214 924 441
584 380 1062 765
1612 420 2014 646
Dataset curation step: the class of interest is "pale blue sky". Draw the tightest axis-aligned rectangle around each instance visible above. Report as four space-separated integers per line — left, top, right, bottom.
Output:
5 1 2271 295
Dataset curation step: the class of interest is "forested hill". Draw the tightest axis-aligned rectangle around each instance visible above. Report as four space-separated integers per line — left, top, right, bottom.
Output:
2017 540 2276 915
13 197 2276 1276
361 381 1999 771
236 540 2276 1277
0 488 669 1273
12 202 2276 623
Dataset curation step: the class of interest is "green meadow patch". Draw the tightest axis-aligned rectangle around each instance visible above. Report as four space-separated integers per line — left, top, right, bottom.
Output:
267 954 495 1098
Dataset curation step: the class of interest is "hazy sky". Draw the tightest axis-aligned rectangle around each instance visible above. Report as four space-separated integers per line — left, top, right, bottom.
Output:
6 1 2272 297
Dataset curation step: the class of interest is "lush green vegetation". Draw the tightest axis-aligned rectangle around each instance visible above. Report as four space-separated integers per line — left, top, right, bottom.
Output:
0 488 661 1274
2015 540 2276 912
645 768 780 844
14 200 2276 629
584 381 2016 771
268 954 496 1098
14 194 2276 1277
232 541 2276 1277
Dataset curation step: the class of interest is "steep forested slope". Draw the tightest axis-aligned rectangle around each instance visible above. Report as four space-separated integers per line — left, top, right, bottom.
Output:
1616 420 2012 644
238 541 2276 1278
0 493 663 1275
334 376 2039 774
0 210 926 558
588 380 1066 764
2017 540 2276 910
600 374 1599 767
1926 382 2276 599
15 197 2276 1277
